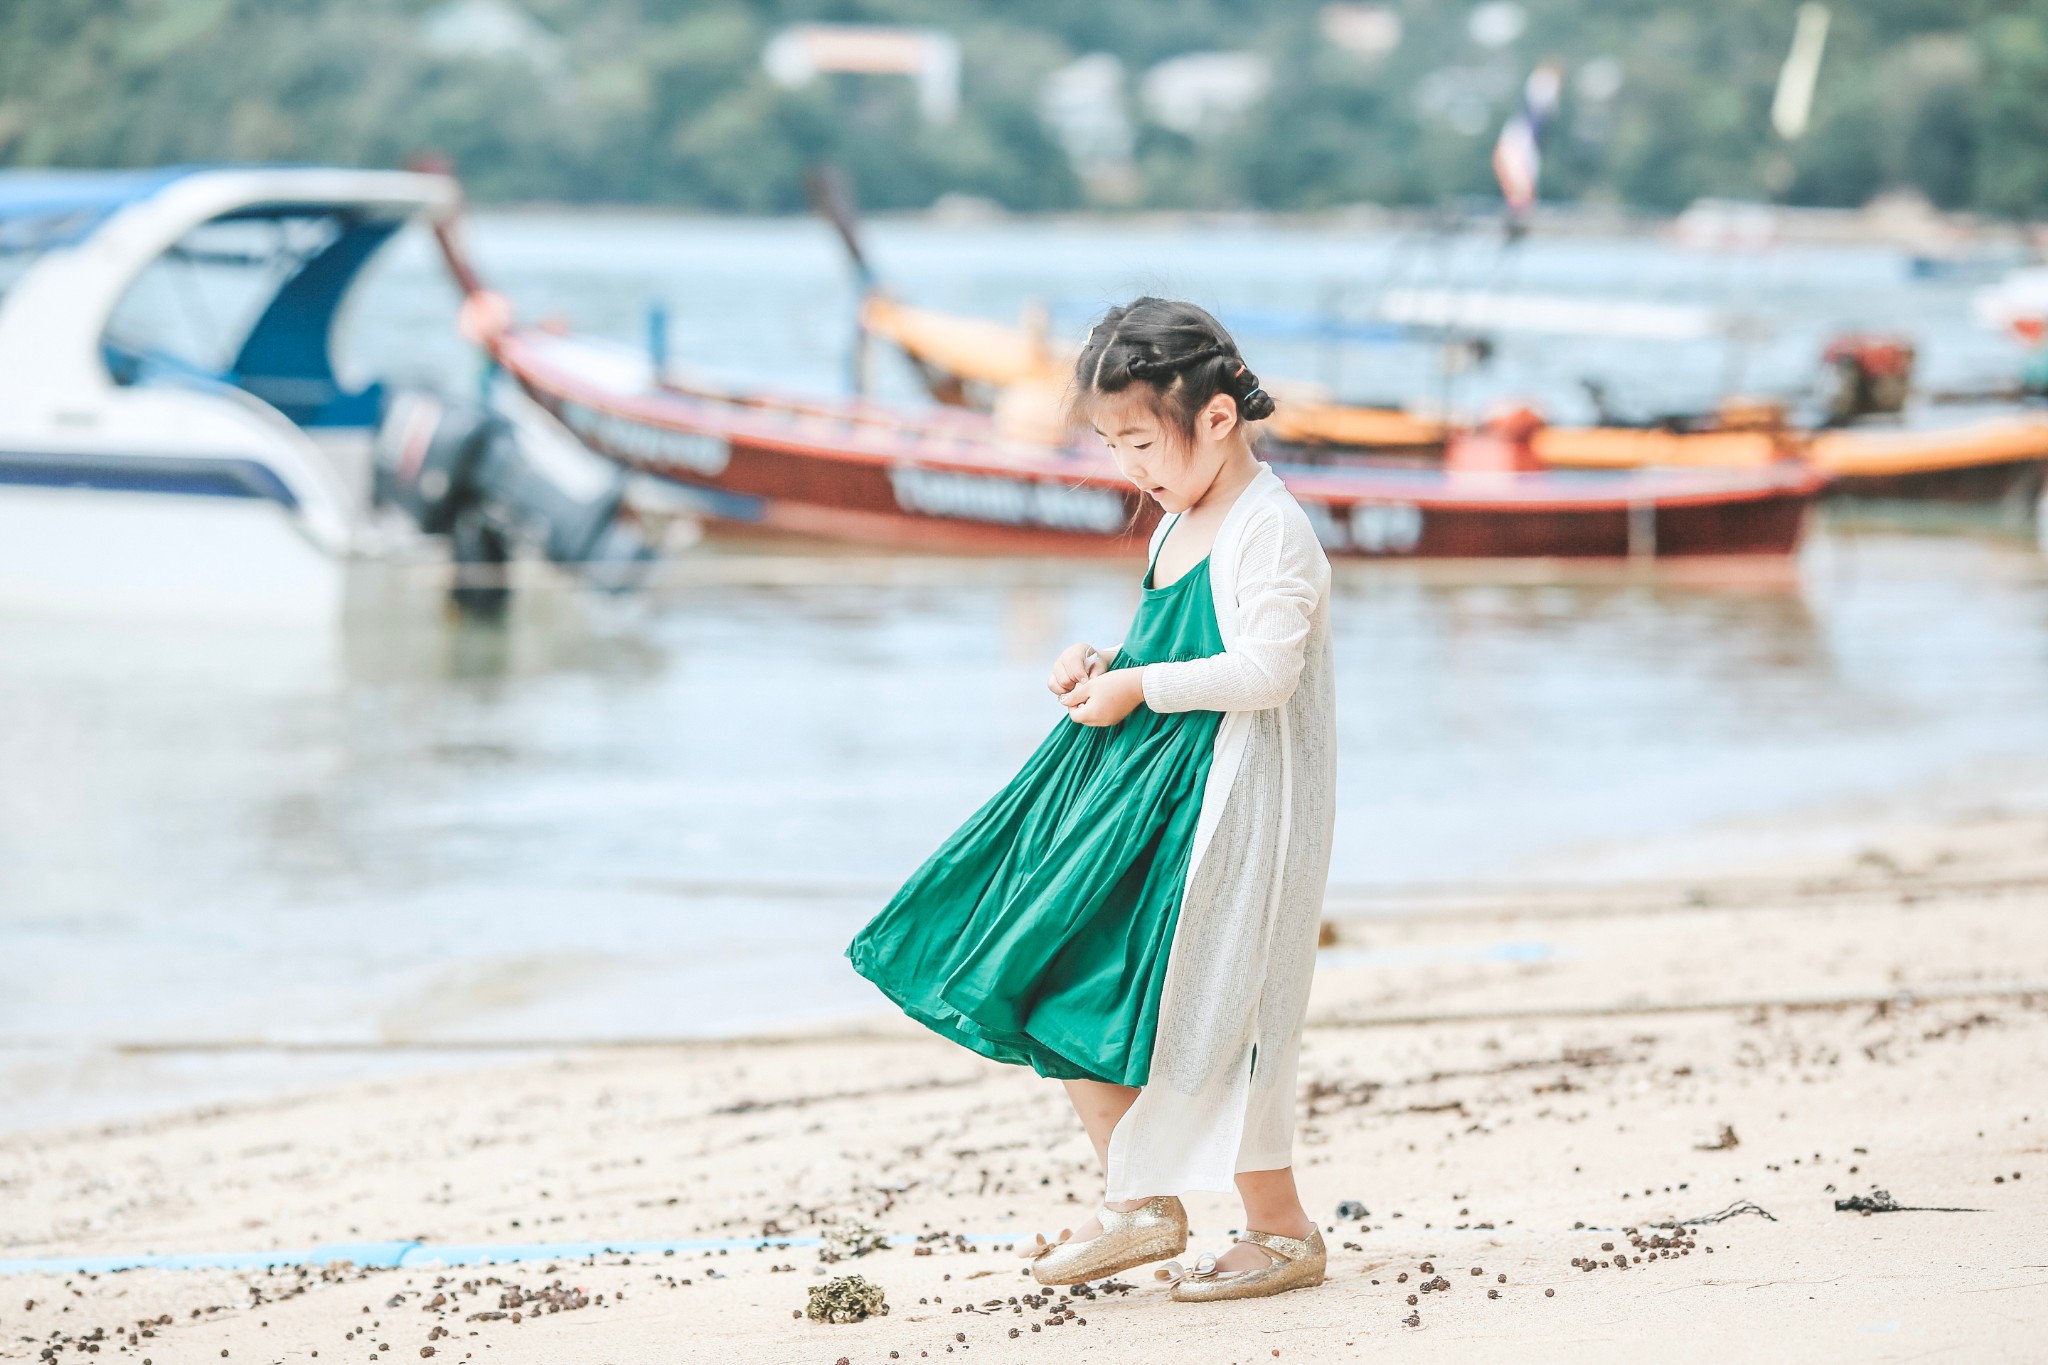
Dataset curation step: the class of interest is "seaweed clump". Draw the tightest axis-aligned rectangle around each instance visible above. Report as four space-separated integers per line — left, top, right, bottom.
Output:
819 1217 890 1263
806 1275 889 1324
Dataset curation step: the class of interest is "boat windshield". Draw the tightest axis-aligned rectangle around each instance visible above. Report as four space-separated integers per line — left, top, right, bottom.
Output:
0 207 104 302
103 207 403 426
105 214 345 381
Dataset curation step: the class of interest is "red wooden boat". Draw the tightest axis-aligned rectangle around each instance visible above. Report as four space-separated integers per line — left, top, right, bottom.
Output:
493 330 1822 559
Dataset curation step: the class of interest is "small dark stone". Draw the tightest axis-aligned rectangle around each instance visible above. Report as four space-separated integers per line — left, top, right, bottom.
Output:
1406 1295 1418 1306
1419 1261 1434 1273
1545 1289 1555 1297
1470 1267 1482 1276
1497 1274 1507 1283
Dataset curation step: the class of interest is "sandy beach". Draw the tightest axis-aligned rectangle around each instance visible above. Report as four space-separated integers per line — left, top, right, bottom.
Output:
5 799 2046 1365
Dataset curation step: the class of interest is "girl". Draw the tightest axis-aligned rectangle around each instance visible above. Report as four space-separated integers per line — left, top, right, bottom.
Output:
847 297 1335 1303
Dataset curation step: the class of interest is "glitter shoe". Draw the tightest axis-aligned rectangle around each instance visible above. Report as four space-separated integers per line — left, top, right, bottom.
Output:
1025 1196 1188 1285
1169 1228 1326 1302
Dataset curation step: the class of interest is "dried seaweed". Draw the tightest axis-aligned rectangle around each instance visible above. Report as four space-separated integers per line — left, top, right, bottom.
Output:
1659 1199 1777 1227
805 1275 889 1324
1833 1188 1983 1215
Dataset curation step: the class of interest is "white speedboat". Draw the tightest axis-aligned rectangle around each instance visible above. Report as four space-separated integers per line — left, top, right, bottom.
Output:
0 166 461 620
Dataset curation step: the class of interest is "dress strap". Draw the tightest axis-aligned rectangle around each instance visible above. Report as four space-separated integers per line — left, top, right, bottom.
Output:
1146 513 1183 587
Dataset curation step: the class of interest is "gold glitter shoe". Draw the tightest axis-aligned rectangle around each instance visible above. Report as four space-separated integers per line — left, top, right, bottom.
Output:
1025 1196 1188 1285
1169 1228 1326 1302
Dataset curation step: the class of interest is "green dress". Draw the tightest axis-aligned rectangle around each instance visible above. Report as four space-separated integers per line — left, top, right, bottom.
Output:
846 543 1225 1087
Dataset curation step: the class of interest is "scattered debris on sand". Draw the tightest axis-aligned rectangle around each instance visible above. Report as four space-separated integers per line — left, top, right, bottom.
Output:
805 1275 888 1324
1833 1188 1985 1215
1696 1124 1740 1151
1670 1199 1776 1226
820 1217 890 1263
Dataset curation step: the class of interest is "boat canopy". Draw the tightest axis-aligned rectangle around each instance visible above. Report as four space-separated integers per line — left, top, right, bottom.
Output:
0 165 459 428
0 167 198 250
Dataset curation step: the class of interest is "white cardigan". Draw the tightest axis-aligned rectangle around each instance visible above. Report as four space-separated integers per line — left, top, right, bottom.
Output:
1104 465 1337 1198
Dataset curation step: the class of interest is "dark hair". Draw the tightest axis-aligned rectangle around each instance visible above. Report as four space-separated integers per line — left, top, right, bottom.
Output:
1067 297 1276 444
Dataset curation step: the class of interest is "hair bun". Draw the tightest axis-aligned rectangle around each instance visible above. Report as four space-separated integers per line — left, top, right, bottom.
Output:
1234 367 1276 422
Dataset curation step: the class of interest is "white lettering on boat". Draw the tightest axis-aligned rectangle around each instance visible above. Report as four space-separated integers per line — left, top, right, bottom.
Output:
558 402 731 475
1350 501 1424 553
1304 499 1425 553
888 464 1128 533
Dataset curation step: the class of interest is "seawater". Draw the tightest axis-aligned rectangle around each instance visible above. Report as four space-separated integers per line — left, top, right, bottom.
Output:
5 213 2048 1129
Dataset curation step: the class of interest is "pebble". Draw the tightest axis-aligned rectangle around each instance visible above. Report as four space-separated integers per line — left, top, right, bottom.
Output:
1545 1289 1555 1298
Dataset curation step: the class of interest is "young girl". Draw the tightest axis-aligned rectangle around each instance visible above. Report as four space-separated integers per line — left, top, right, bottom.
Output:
847 297 1335 1303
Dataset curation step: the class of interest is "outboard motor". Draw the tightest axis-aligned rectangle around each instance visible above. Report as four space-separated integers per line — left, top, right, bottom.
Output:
375 382 656 615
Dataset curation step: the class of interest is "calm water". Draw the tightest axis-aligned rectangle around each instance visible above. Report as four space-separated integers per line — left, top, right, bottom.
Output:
6 214 2048 1128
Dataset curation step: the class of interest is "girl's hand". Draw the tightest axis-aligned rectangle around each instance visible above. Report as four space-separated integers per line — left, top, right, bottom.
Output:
1061 669 1147 727
1048 642 1107 697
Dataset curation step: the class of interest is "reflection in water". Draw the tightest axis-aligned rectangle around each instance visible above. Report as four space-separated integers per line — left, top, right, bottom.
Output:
6 530 2048 1130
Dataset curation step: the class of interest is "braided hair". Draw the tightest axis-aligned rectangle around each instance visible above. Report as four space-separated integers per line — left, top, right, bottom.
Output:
1067 297 1275 445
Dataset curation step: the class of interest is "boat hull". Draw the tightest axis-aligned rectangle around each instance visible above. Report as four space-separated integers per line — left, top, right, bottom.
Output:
1824 457 2045 504
0 483 343 622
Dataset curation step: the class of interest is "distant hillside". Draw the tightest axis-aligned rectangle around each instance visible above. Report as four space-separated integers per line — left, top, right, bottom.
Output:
5 0 2047 217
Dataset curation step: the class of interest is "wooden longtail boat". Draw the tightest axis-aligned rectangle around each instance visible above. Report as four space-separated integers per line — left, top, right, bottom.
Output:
1804 418 2048 502
495 330 1821 559
861 296 2048 502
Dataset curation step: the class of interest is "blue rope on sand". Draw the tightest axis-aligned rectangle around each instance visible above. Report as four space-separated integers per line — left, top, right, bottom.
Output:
0 1233 1015 1276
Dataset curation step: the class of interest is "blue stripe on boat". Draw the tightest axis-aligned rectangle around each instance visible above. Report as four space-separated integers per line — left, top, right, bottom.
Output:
0 450 299 508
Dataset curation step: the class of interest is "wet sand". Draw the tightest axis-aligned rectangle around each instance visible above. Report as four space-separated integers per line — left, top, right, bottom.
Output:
4 806 2046 1364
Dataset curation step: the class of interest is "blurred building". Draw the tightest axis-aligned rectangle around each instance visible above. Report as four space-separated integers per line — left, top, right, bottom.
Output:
1039 54 1137 203
1319 4 1404 59
1139 51 1272 139
763 23 962 125
418 0 564 75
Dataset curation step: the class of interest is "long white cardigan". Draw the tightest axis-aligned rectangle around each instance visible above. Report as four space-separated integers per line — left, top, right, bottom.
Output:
1103 465 1337 1199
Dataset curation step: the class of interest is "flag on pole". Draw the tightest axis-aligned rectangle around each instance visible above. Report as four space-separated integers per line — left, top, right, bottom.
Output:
1492 62 1563 218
